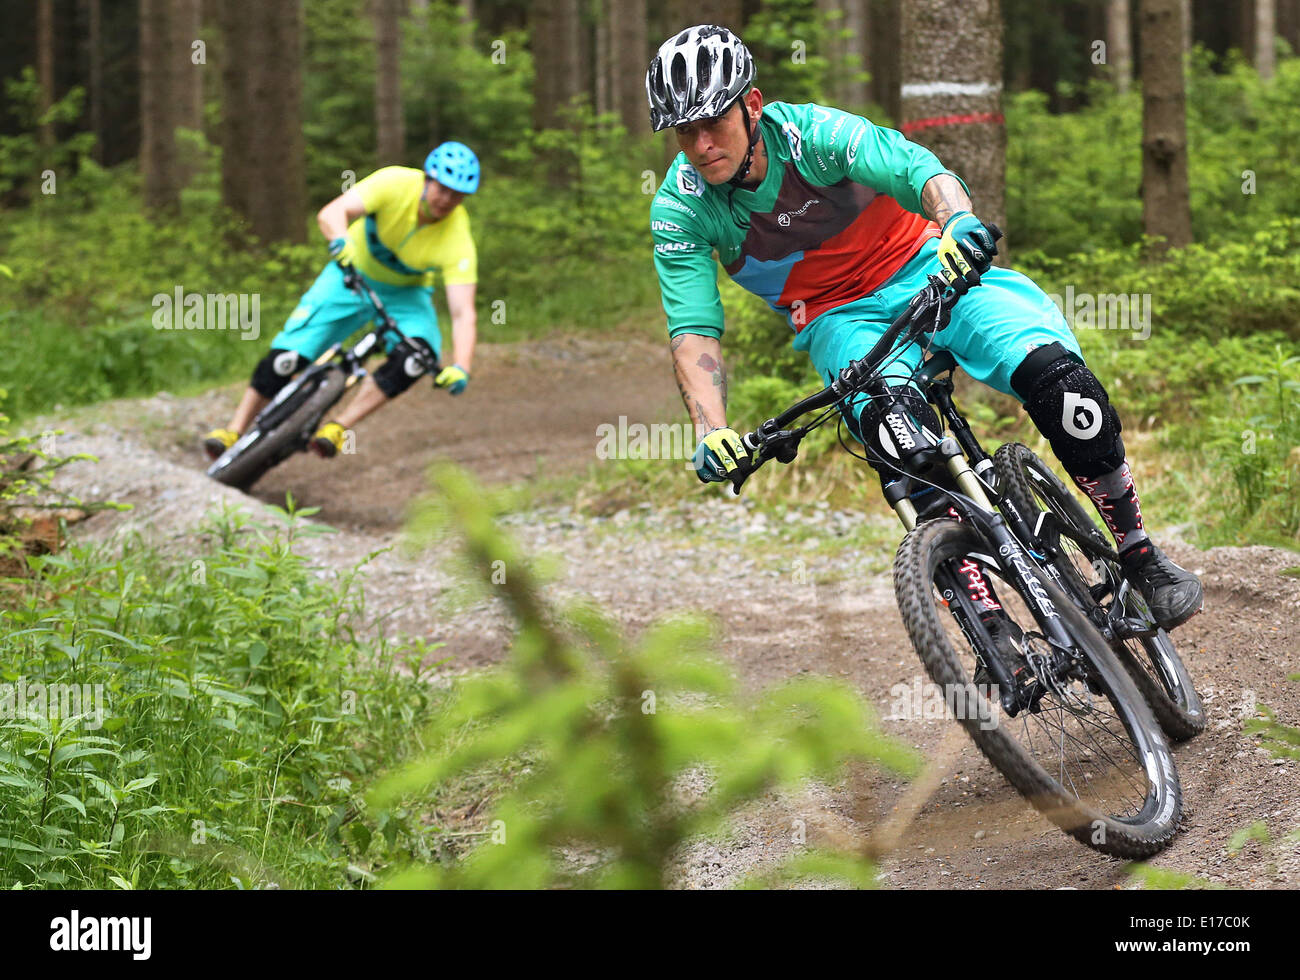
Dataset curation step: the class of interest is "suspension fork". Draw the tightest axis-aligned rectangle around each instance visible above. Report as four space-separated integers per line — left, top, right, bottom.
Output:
923 376 1054 568
926 376 997 487
932 560 1027 716
980 513 1079 653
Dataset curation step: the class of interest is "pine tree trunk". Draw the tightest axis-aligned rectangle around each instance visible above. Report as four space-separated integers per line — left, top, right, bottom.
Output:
83 0 104 163
595 4 611 117
871 0 901 124
37 0 55 149
900 0 1006 250
1280 0 1300 54
1181 0 1192 53
174 0 201 129
1256 0 1277 79
140 0 180 210
1140 0 1193 252
173 0 202 131
610 0 647 134
531 0 583 132
695 1 742 30
1107 0 1133 93
172 0 203 191
374 0 406 165
844 0 871 110
818 0 870 110
218 0 307 243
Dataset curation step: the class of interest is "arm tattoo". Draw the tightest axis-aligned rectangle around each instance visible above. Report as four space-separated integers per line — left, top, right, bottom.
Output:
670 337 726 431
921 174 972 227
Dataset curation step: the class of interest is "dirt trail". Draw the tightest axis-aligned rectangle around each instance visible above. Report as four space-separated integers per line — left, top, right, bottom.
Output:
34 333 1300 889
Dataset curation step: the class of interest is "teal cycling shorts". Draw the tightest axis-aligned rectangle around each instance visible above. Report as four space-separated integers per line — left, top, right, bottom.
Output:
267 261 441 359
793 237 1080 428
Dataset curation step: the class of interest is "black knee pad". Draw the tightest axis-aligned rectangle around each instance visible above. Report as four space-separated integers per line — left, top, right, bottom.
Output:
372 337 436 398
1012 342 1125 478
251 348 307 398
848 384 945 487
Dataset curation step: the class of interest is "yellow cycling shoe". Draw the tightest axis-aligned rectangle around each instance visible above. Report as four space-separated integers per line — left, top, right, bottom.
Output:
203 428 239 461
310 421 348 458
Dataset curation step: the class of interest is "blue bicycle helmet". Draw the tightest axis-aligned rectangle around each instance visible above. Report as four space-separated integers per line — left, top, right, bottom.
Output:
423 141 480 194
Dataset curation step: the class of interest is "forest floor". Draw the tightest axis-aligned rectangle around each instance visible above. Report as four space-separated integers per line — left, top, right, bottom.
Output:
31 331 1300 889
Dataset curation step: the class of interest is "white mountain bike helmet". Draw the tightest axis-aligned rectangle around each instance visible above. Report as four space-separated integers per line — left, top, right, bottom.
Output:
646 25 761 185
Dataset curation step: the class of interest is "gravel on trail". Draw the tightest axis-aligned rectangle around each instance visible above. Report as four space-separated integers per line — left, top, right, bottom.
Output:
29 336 1300 889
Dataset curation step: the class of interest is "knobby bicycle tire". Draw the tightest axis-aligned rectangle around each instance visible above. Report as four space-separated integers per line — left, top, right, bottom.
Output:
993 443 1206 741
893 518 1182 857
207 367 348 491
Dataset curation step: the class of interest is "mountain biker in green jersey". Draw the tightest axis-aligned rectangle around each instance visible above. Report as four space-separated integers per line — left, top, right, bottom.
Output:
646 25 1202 630
203 142 480 461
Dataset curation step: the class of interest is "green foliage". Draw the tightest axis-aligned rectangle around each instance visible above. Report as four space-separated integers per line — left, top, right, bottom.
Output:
301 0 535 193
302 0 380 194
1007 54 1300 257
721 277 819 386
1006 84 1142 255
371 463 919 888
1226 820 1270 855
471 102 662 335
1218 349 1300 544
743 0 835 106
1125 863 1225 890
401 5 533 168
0 166 319 417
0 68 97 202
0 396 105 568
0 499 442 888
1243 704 1300 761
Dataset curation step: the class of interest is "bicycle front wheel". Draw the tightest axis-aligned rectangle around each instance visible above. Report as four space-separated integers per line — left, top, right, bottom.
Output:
206 366 348 491
893 518 1182 857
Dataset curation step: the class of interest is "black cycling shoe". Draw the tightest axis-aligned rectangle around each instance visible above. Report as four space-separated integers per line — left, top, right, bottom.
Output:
1119 541 1204 630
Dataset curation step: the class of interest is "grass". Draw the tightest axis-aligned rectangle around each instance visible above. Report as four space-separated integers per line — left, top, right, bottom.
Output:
0 497 517 888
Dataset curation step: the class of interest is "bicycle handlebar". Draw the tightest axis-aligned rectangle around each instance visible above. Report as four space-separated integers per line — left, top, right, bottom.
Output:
724 223 1002 495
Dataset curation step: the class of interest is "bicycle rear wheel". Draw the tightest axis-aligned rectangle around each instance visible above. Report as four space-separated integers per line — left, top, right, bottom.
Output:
993 443 1205 741
206 366 348 491
893 518 1182 857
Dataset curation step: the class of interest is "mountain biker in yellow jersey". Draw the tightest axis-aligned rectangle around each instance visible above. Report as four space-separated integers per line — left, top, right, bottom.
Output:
646 25 1203 630
203 142 480 460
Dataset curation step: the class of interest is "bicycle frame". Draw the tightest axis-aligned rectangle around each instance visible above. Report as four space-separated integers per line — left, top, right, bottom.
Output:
730 274 1094 712
249 268 438 433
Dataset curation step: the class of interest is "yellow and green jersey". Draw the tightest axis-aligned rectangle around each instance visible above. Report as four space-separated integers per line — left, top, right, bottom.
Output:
346 166 477 289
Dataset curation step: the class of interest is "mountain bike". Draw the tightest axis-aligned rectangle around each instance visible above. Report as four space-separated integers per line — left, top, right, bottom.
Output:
725 269 1199 857
206 268 439 491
